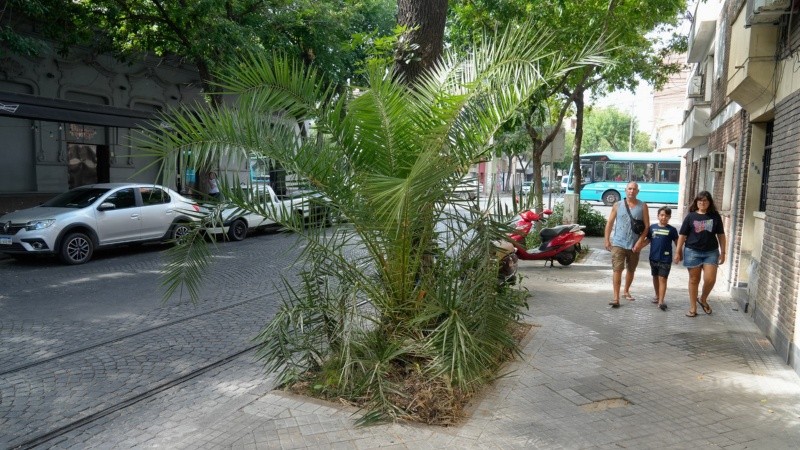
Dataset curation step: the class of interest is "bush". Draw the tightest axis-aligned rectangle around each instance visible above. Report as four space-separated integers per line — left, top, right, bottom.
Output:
535 202 606 237
524 202 604 250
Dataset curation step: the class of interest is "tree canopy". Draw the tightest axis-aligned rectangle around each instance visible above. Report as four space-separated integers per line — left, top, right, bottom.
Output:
580 106 654 153
448 0 687 198
1 0 397 95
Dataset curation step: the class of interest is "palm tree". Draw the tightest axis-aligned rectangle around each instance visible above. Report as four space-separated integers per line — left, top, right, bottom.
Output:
139 23 606 423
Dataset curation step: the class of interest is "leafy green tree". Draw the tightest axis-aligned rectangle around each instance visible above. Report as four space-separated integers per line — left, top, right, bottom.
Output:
448 0 687 195
1 0 396 95
564 107 655 156
582 106 654 152
0 0 92 56
140 23 606 423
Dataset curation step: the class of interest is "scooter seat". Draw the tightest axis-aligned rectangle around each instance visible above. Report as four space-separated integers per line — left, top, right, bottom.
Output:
540 225 571 240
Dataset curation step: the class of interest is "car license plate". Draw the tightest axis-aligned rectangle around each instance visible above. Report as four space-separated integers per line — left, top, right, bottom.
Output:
0 236 11 245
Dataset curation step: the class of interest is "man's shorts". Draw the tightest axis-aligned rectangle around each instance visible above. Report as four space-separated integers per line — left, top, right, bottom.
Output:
683 247 719 269
611 246 639 271
650 260 672 278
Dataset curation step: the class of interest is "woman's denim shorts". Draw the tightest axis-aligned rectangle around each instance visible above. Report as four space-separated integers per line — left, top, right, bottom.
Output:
683 247 719 269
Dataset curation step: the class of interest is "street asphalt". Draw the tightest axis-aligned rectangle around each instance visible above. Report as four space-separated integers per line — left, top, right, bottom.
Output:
4 236 797 449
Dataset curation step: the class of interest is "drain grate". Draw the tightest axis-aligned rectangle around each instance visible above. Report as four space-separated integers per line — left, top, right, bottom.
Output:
579 397 630 412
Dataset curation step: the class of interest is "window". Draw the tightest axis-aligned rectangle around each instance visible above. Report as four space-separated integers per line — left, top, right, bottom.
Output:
106 188 136 209
632 162 655 182
759 121 773 212
141 187 170 206
657 162 680 183
604 162 629 182
580 163 594 183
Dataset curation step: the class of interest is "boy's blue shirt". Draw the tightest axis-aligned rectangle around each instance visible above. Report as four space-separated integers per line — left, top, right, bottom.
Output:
647 223 678 263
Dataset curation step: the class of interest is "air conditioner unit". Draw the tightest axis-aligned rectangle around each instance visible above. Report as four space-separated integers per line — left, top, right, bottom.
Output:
688 75 704 98
747 0 793 26
710 152 725 172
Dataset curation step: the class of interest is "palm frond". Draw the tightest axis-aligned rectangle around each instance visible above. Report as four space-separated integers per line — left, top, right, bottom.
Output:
161 226 213 302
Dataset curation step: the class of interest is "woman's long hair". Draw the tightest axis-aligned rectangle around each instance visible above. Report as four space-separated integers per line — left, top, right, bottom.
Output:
689 190 717 213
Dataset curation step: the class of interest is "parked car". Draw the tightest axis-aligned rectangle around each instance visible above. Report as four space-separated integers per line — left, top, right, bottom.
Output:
454 175 480 200
0 183 201 264
521 180 552 195
206 184 327 241
561 175 569 193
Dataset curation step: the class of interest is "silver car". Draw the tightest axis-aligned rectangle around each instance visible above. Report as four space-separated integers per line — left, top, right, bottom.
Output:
0 183 201 264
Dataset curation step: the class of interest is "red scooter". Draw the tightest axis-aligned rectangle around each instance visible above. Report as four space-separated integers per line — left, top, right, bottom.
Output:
509 209 585 267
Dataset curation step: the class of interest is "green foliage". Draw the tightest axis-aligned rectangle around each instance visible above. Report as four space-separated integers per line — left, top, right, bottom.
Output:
526 202 606 249
579 106 654 153
3 0 396 88
142 23 606 424
551 202 607 237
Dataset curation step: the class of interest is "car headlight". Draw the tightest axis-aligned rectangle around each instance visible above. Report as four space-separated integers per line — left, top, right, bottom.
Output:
25 219 56 231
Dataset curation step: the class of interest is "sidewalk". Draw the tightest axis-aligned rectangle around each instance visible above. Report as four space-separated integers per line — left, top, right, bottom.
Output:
75 237 800 448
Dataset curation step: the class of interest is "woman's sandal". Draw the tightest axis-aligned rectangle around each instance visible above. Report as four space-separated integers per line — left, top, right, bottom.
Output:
623 292 636 301
608 301 620 308
698 300 712 315
685 310 697 317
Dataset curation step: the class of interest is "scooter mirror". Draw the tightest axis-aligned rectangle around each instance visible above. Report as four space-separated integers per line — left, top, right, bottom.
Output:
542 209 553 215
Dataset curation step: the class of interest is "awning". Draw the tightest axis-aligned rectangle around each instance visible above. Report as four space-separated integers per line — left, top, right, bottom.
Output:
0 92 158 129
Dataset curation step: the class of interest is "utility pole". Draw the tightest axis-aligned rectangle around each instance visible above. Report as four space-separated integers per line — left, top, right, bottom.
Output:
628 102 635 152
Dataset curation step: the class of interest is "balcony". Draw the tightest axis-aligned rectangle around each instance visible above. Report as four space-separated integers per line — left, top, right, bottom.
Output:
727 13 780 116
681 103 711 148
687 0 723 63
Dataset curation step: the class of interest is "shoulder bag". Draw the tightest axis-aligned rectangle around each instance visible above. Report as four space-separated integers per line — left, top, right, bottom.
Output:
623 198 645 235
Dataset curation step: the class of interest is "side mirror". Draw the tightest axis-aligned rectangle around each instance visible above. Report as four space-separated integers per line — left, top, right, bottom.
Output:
97 202 116 211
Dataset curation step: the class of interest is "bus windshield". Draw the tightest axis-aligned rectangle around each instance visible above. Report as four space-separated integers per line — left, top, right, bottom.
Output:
567 152 681 205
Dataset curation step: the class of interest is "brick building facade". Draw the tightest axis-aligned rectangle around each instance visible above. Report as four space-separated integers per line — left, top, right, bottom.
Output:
681 0 800 374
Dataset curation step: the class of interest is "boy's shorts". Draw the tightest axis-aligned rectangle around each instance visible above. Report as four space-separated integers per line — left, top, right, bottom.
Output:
611 246 639 271
650 260 672 278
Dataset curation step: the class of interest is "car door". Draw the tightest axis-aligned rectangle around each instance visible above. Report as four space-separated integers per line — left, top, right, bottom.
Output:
94 187 142 244
137 187 177 239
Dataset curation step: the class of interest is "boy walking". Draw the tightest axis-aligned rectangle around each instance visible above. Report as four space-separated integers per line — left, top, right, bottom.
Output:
639 206 678 311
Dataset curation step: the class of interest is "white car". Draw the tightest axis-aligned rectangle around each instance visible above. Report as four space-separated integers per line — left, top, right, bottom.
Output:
0 183 201 264
206 184 327 241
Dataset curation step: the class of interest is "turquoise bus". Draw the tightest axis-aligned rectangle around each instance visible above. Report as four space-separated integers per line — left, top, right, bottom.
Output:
566 152 681 205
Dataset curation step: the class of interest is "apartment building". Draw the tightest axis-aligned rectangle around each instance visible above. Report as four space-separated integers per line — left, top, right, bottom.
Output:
682 0 800 374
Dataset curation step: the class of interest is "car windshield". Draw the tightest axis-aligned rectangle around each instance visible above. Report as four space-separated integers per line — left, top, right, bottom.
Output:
41 188 111 208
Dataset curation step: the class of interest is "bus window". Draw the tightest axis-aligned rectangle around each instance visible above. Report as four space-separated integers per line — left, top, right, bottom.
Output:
604 162 629 182
574 164 595 186
657 162 680 183
632 162 655 182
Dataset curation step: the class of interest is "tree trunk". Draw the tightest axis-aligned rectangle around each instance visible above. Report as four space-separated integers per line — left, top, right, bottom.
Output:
524 120 545 213
395 0 448 85
571 85 586 195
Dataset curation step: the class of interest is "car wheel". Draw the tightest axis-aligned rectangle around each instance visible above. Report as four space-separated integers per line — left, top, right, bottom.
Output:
59 232 94 265
171 222 192 243
602 190 620 206
312 206 332 227
227 219 248 241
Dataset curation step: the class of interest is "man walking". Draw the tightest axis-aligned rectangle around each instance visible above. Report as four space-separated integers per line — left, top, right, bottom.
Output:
604 182 649 307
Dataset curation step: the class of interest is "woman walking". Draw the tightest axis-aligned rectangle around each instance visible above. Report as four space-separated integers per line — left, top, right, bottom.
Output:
674 191 727 317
